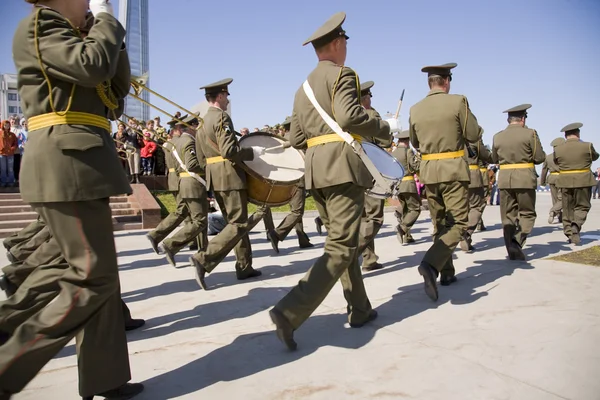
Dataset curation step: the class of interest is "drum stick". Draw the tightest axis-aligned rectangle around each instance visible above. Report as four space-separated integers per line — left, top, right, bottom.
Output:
394 89 405 119
264 142 292 153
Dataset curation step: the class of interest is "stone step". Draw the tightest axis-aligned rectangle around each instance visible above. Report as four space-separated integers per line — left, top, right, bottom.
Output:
0 202 138 214
0 196 132 207
0 216 143 238
0 193 22 200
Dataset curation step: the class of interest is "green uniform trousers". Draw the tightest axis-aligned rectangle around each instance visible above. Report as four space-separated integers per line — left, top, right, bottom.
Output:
561 187 592 238
422 182 469 274
395 192 421 234
358 195 385 268
0 199 131 398
262 207 275 234
550 184 563 215
499 189 536 251
464 187 485 245
273 186 311 247
7 226 51 264
162 189 209 255
2 217 45 251
192 190 262 276
274 183 372 330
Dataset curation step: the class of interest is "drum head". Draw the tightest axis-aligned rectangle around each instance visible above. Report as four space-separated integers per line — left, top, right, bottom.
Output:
239 132 305 182
362 142 405 179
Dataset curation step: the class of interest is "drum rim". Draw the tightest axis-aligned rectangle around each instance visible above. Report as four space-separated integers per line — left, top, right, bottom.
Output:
238 131 305 185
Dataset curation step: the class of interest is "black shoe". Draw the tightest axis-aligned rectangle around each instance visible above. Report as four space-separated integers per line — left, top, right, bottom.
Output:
269 308 297 351
189 242 198 251
417 262 439 302
571 224 581 245
162 245 177 267
361 263 383 272
83 382 144 400
237 269 262 280
405 235 415 244
440 275 458 286
125 319 145 332
189 257 207 290
349 309 378 328
459 240 473 253
299 242 314 249
507 242 526 260
0 275 17 297
314 217 323 235
267 230 279 254
395 225 405 245
146 234 160 255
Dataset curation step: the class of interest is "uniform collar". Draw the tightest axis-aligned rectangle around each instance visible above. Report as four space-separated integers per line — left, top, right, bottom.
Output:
566 137 580 142
506 124 522 129
426 89 446 97
182 132 195 140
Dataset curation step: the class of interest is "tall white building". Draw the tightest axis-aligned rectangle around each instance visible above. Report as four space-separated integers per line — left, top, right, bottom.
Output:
0 74 21 120
119 0 150 122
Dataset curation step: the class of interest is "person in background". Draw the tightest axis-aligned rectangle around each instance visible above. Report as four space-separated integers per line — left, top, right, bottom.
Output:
140 131 157 175
0 121 18 187
593 168 599 200
14 118 28 184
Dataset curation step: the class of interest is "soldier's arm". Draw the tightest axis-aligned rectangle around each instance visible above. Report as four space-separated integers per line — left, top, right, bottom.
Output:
183 140 202 174
491 137 499 164
540 160 549 185
106 47 131 120
332 67 390 139
531 130 546 164
409 116 419 150
216 113 253 162
479 141 494 164
289 111 307 150
458 97 480 144
367 109 393 148
591 143 599 162
28 11 126 87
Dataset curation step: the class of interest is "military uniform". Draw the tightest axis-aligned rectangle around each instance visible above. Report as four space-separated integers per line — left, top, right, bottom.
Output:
392 130 421 244
554 122 599 245
191 79 263 288
540 137 566 224
268 13 396 350
266 117 313 252
2 217 45 252
409 63 480 301
461 131 493 252
2 7 136 398
492 104 546 260
477 161 490 230
355 81 393 271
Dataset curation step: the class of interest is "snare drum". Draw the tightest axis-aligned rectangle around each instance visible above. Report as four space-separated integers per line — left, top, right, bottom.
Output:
360 142 405 199
238 132 305 206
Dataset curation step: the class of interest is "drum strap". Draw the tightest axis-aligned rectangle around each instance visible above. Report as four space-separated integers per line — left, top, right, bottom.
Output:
172 146 207 187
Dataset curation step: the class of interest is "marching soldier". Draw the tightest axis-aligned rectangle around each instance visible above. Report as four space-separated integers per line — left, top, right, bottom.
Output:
554 123 599 245
356 81 393 271
460 130 493 252
190 78 264 289
1 1 143 399
409 62 480 301
476 159 491 231
268 12 400 350
492 104 546 260
392 130 421 245
157 115 209 267
267 116 314 252
541 137 566 224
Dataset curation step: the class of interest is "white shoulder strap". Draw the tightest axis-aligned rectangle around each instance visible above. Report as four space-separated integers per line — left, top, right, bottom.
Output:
302 80 357 145
171 143 207 187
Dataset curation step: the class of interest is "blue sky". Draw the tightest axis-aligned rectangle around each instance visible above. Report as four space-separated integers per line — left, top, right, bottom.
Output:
1 0 599 169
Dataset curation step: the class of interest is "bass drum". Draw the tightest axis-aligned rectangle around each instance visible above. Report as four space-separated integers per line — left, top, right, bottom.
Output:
238 132 305 207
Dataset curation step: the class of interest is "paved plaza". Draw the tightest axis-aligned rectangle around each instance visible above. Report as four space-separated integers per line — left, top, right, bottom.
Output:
6 193 600 400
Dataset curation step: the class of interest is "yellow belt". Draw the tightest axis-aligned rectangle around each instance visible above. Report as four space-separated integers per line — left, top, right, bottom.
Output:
560 169 590 174
479 168 487 172
306 133 362 147
499 163 534 170
402 176 415 181
206 156 226 164
168 168 176 172
469 165 480 170
421 150 465 161
28 111 111 132
179 172 191 177
550 172 560 176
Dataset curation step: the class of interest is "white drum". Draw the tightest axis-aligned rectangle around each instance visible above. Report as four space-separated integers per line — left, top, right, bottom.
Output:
360 142 405 199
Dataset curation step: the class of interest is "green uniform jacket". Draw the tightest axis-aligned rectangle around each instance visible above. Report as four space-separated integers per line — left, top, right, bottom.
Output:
164 138 179 191
540 153 560 186
364 108 393 148
14 9 131 202
467 139 493 189
554 138 599 188
288 60 390 190
492 125 546 189
392 145 419 194
283 131 306 189
197 106 253 191
175 133 205 199
408 89 480 185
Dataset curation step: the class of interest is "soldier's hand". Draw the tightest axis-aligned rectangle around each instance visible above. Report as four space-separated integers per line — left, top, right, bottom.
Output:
89 0 114 17
386 118 402 133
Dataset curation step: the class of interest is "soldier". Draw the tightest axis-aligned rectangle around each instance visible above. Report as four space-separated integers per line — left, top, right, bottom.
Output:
268 12 400 350
476 160 491 231
554 123 599 245
392 130 421 244
492 104 546 260
460 130 493 252
157 115 209 267
355 81 393 271
409 62 480 301
267 116 314 252
541 137 566 224
1 1 143 399
314 215 325 235
190 78 264 289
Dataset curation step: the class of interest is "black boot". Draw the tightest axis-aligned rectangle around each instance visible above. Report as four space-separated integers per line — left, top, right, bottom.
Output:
82 382 144 400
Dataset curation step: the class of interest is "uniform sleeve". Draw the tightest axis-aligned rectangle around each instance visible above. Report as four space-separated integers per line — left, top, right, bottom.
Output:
216 112 253 162
491 136 499 164
332 67 390 139
289 110 307 150
184 140 201 173
540 160 549 185
30 11 126 88
531 130 546 164
590 143 600 162
408 149 420 173
478 141 493 164
409 115 419 150
458 96 480 144
110 48 131 100
368 109 393 148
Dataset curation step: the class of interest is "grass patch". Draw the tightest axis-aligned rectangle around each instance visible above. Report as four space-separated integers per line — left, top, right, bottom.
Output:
550 245 600 267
